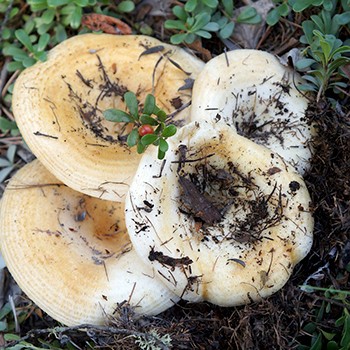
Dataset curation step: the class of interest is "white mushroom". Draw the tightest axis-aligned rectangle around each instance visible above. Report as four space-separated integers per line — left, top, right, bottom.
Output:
0 160 178 326
125 120 314 306
12 33 204 202
190 49 315 174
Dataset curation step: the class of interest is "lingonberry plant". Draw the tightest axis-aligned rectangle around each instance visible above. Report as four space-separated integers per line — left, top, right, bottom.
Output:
103 92 177 160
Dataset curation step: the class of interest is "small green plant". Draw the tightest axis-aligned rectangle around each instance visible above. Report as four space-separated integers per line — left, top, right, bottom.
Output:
266 0 350 26
164 0 261 44
3 29 50 71
296 29 350 101
103 92 177 160
298 285 350 350
1 0 135 71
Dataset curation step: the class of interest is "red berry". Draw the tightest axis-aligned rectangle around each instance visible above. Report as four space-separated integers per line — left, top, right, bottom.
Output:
138 124 154 136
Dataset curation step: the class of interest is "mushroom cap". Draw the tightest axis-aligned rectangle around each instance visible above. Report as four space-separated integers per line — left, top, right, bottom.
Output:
190 49 315 174
125 120 314 306
12 34 204 202
0 160 178 326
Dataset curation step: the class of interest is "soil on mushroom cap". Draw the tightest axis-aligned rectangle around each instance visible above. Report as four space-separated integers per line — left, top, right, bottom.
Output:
175 144 284 245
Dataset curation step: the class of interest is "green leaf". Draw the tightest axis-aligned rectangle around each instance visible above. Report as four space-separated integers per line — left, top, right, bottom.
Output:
7 145 17 163
22 56 36 68
117 0 135 13
15 29 34 51
4 333 21 341
137 141 146 154
34 50 47 62
195 30 212 39
29 0 49 12
184 33 196 44
74 0 89 6
309 333 323 350
340 312 350 347
54 24 67 43
301 20 315 45
41 8 56 24
173 5 188 21
296 58 316 70
140 115 158 126
60 3 76 15
155 109 167 122
202 21 220 32
0 117 18 131
103 109 134 123
266 8 281 26
37 22 53 35
219 22 234 38
124 91 139 118
170 33 188 44
320 329 336 341
202 0 218 8
293 0 320 12
37 33 50 51
162 124 177 138
158 138 169 153
278 3 290 16
322 0 334 11
3 46 28 60
334 11 350 25
191 13 211 32
158 149 166 160
164 19 187 31
237 7 259 23
185 0 198 12
47 0 70 6
0 167 14 183
141 133 158 146
24 19 35 34
143 94 155 115
326 341 339 350
127 129 139 147
7 61 25 72
2 28 12 40
222 0 233 17
70 5 82 29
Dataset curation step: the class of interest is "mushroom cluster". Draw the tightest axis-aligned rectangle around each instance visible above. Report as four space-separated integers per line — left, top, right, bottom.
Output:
0 34 314 326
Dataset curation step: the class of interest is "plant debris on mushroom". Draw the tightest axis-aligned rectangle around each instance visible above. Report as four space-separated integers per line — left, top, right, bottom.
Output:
0 160 179 326
125 120 314 306
12 33 204 202
190 50 315 174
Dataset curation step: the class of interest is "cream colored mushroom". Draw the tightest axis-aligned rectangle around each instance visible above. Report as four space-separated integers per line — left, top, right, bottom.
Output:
0 160 178 326
125 120 314 306
190 50 315 174
12 34 204 202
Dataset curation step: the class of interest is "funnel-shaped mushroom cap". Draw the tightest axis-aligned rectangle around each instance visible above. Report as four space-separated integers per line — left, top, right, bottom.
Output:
190 50 315 174
12 34 204 202
125 120 314 306
0 160 178 326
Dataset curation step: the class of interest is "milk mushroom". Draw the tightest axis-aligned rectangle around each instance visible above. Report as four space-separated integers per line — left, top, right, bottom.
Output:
0 160 179 326
12 34 204 202
190 50 315 175
125 120 314 306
